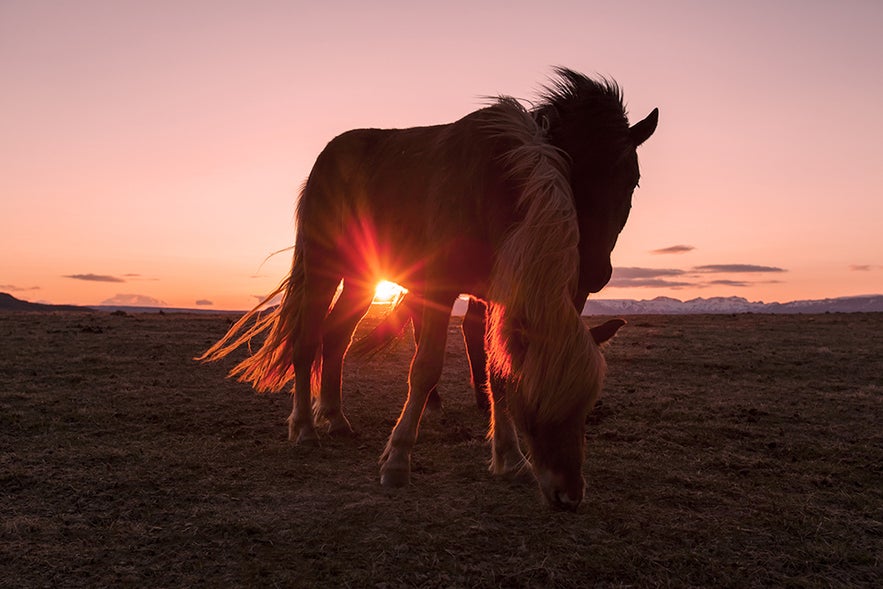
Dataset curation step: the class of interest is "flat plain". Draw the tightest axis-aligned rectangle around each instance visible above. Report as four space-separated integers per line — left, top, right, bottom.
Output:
1 310 881 588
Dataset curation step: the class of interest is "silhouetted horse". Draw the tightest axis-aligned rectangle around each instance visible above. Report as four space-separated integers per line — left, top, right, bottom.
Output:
354 69 658 414
200 68 657 510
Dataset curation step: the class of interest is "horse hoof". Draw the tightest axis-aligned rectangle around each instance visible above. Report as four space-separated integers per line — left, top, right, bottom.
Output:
425 392 442 414
491 451 527 478
327 423 357 438
380 466 410 488
291 427 319 445
325 413 356 438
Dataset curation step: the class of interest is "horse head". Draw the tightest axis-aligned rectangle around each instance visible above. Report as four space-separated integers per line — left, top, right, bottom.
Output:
505 316 625 511
537 69 658 299
576 107 658 297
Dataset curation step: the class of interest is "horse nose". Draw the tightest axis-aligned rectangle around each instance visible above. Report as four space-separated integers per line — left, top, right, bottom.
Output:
539 471 584 511
552 490 582 511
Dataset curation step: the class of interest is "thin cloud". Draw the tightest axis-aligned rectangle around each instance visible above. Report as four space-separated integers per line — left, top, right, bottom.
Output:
608 267 692 289
849 264 881 271
0 284 41 292
693 264 786 274
252 293 283 306
608 277 695 289
65 273 125 283
195 299 213 306
651 245 695 255
124 274 160 281
614 267 686 279
101 294 167 306
707 279 751 287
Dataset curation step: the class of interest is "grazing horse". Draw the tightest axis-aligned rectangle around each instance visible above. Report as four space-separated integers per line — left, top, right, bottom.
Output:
199 68 657 510
354 69 658 413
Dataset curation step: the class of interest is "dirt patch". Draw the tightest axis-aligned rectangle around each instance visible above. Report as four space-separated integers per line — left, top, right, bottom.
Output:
1 311 881 587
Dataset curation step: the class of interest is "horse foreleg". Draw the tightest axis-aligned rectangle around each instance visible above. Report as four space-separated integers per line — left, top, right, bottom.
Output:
380 294 455 487
488 373 526 476
462 298 490 413
318 280 373 436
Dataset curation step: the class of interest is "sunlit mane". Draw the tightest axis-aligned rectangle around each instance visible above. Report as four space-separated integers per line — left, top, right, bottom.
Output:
483 98 605 424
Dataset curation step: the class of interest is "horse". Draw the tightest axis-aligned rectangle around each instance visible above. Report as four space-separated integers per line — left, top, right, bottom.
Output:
353 69 658 414
199 68 658 510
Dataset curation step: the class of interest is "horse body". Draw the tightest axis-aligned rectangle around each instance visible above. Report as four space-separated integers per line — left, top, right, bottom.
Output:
201 69 657 510
305 115 510 299
356 70 658 414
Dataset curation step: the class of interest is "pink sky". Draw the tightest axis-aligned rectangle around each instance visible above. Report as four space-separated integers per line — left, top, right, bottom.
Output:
2 1 882 309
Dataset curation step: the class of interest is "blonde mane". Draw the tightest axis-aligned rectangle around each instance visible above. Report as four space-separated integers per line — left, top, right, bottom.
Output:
484 98 606 424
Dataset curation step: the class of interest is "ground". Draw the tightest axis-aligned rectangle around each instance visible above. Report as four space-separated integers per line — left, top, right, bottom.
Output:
1 310 880 588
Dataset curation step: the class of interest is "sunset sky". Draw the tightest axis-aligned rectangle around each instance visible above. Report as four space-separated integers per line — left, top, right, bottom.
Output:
2 1 882 310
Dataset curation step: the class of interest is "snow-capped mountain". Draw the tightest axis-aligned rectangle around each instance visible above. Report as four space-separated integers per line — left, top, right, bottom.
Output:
580 295 883 315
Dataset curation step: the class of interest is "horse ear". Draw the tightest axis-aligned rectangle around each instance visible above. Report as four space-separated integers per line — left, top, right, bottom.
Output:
590 318 626 345
630 108 658 147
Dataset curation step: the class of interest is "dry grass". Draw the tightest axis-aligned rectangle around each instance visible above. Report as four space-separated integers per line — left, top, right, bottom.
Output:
1 310 880 588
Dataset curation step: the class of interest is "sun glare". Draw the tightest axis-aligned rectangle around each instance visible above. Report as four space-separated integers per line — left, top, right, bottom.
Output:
374 280 407 303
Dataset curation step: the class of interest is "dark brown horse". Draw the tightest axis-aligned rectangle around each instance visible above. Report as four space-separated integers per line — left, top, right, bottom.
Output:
355 69 657 413
200 69 657 510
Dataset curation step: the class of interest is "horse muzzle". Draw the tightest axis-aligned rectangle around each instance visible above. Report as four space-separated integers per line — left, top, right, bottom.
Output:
537 469 585 512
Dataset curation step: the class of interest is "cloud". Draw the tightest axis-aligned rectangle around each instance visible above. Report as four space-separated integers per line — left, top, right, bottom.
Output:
614 267 686 279
65 273 125 283
195 299 213 306
606 264 788 289
608 267 693 288
101 294 167 306
849 264 882 272
692 264 786 274
0 284 40 292
651 245 695 255
252 293 283 306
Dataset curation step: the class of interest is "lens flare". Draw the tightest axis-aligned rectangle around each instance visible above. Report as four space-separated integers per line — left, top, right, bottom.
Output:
374 280 407 303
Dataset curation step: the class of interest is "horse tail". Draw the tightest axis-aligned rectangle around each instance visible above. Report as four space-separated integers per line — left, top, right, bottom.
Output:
484 97 606 421
347 295 412 359
197 244 308 393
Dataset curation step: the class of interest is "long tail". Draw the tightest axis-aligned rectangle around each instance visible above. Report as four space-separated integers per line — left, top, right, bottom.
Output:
197 246 307 393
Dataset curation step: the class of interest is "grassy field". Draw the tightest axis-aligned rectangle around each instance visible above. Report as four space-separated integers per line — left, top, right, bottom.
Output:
1 310 880 587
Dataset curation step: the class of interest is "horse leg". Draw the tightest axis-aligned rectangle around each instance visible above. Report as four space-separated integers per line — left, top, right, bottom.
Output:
288 273 340 444
462 298 490 413
488 373 526 476
408 298 443 413
380 293 456 487
317 278 373 436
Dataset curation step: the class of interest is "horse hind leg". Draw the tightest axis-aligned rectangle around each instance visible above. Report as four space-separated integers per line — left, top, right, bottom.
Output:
462 298 490 413
316 278 374 436
288 272 341 444
407 297 443 413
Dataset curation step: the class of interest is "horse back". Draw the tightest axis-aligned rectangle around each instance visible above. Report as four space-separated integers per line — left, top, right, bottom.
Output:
299 109 521 293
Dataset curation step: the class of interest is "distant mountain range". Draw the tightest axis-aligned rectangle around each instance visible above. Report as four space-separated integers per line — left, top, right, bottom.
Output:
0 292 92 312
3 292 882 315
580 294 883 315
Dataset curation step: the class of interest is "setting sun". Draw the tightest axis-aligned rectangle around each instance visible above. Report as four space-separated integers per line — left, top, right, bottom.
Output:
374 280 407 303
